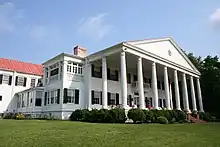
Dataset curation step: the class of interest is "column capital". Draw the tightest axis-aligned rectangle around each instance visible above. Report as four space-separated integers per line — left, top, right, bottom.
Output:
164 66 168 70
121 51 126 56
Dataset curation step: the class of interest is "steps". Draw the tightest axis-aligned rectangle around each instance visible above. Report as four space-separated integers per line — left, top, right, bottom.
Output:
187 113 207 123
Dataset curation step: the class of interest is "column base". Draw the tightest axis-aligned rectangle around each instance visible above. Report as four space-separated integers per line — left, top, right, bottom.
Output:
199 110 204 113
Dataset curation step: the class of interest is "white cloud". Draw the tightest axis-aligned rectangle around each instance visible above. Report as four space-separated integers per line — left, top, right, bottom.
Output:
78 13 114 40
210 8 220 28
0 2 23 32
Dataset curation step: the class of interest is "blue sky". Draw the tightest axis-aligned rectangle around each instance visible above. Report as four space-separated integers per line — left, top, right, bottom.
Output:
0 0 220 64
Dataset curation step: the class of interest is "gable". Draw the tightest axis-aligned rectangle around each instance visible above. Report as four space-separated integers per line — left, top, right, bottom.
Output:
128 39 195 71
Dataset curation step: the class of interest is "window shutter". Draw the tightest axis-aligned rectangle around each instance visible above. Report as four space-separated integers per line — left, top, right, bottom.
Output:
57 89 60 104
100 91 102 105
91 64 94 77
23 77 27 87
115 70 119 81
163 99 166 108
107 92 111 105
91 90 94 104
127 73 131 84
8 76 12 85
63 88 68 103
116 93 119 105
75 89 79 104
15 76 18 86
0 74 3 84
129 95 132 107
44 92 47 106
100 67 102 78
107 68 110 80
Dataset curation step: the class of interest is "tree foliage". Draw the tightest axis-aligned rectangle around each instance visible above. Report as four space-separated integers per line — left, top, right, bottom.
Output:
186 53 220 117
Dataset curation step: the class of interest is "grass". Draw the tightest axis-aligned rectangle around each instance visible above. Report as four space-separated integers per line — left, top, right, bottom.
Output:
0 120 220 147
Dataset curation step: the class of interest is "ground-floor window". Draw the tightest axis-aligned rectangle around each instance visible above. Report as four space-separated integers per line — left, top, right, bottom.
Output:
44 89 60 105
146 97 153 107
108 92 119 105
0 95 2 101
91 90 102 104
127 95 132 107
63 88 79 104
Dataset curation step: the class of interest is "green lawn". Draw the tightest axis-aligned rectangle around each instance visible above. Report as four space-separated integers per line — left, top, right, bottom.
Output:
0 120 220 147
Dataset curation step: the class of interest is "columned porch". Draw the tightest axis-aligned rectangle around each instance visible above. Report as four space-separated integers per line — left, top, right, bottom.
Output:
87 48 204 112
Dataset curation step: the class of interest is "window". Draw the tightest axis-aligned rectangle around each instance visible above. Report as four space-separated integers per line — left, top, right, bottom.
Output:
0 74 12 85
148 78 152 88
143 77 147 83
146 97 153 107
63 88 79 104
15 76 27 87
107 92 119 105
27 92 29 107
35 98 42 106
22 94 25 108
30 79 36 87
0 96 2 101
50 68 59 76
107 68 118 81
51 90 55 104
92 64 102 78
92 91 101 104
163 99 166 108
157 81 161 89
78 64 82 74
67 62 83 75
127 95 132 107
127 73 131 84
47 92 50 104
159 99 163 107
67 64 72 72
161 82 165 90
133 75 137 81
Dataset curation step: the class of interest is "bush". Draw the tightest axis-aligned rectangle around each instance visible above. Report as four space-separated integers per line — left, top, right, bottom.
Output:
128 109 146 123
69 109 82 121
81 109 91 122
108 108 126 123
16 113 25 120
157 116 168 124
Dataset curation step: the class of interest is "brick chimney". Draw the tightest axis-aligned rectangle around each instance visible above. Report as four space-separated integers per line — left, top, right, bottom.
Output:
73 45 86 58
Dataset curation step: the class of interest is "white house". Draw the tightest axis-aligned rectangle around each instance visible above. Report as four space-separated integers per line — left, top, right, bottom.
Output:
3 37 204 120
0 58 43 113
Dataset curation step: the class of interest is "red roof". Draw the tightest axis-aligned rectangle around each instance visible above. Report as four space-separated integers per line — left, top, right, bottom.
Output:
0 58 43 76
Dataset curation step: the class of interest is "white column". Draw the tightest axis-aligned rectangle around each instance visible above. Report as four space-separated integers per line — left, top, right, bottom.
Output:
169 83 173 109
102 57 108 109
174 70 181 110
164 66 171 110
120 51 128 108
190 76 197 111
182 73 190 112
137 57 145 109
196 78 204 112
152 62 158 109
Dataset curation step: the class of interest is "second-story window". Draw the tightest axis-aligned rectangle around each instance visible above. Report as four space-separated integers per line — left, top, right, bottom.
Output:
107 68 118 81
15 76 27 87
0 74 12 85
91 64 102 78
30 79 36 87
67 62 83 75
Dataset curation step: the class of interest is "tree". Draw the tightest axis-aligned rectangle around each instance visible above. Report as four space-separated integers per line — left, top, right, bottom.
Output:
186 53 220 117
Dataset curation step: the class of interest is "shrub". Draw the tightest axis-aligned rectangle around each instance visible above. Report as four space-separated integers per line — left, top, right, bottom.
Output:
81 109 91 122
69 109 82 121
157 116 168 124
127 109 146 123
108 108 126 123
89 109 100 122
16 113 25 120
3 113 16 119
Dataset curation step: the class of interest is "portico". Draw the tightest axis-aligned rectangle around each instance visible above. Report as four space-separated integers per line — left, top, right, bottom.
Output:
86 38 204 112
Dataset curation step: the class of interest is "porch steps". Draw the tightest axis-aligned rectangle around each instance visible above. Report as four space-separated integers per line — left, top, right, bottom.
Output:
187 114 207 123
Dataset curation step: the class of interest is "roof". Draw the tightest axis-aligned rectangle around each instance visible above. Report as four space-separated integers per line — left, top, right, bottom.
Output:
0 58 43 76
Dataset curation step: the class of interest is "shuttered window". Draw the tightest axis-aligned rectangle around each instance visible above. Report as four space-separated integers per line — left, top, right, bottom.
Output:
15 76 27 87
63 88 80 104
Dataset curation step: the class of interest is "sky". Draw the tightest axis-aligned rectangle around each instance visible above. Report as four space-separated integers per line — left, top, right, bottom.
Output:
0 0 220 64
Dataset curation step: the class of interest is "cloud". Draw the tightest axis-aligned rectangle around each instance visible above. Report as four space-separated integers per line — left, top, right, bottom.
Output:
78 13 114 40
0 2 24 32
210 8 220 28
